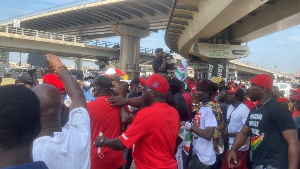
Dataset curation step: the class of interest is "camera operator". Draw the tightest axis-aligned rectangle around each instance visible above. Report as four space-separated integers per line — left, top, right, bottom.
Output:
152 48 174 74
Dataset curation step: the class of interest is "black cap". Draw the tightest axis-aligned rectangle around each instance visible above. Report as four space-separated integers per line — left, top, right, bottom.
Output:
169 78 182 89
130 77 140 85
17 72 33 85
155 48 164 54
93 75 112 88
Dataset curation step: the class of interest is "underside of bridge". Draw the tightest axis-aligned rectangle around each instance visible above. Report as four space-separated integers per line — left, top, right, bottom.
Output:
164 0 299 80
1 0 173 40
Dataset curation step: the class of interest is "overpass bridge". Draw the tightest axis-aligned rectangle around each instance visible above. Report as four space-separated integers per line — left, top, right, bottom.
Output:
0 26 157 71
0 0 172 40
0 0 173 73
0 26 292 79
165 0 300 80
0 0 295 79
166 0 300 56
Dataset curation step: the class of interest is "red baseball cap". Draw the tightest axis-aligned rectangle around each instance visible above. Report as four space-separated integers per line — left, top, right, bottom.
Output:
226 87 240 94
145 74 170 94
291 94 300 101
43 74 65 94
249 74 273 90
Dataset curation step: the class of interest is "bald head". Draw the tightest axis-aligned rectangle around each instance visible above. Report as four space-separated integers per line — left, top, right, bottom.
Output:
32 84 61 116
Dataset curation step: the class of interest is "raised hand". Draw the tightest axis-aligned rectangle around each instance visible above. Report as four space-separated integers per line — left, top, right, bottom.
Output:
46 54 64 72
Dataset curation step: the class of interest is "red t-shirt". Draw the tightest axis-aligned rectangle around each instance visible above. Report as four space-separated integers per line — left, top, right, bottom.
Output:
182 92 193 119
87 96 125 169
119 102 179 169
244 98 256 110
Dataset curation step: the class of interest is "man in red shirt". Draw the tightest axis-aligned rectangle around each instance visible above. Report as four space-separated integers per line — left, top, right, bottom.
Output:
88 75 125 169
95 73 180 169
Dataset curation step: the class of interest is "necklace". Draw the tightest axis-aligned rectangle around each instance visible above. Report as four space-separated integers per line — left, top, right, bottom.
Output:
256 97 272 111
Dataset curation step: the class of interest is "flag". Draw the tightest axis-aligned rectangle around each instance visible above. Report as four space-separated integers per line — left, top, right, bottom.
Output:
175 58 188 81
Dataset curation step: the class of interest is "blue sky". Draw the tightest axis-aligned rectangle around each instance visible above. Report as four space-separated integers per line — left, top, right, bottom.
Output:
2 0 300 73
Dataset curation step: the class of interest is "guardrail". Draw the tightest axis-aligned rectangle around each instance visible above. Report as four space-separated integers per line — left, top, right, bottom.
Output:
231 60 288 76
0 26 84 43
86 40 120 48
0 0 107 25
0 26 164 55
87 40 171 54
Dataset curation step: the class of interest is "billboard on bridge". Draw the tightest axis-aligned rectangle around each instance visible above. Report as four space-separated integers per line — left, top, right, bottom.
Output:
196 43 250 59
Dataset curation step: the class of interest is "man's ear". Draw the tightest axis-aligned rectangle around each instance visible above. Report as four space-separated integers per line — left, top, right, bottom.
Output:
261 86 269 94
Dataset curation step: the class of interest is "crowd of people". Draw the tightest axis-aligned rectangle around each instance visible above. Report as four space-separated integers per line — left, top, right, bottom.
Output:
0 53 300 169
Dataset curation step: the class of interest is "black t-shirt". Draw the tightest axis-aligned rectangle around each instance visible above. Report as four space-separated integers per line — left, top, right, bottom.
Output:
174 92 189 121
245 99 295 168
152 57 170 74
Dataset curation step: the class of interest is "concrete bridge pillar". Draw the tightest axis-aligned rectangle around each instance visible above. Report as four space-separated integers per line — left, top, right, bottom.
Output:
75 58 83 71
112 24 149 79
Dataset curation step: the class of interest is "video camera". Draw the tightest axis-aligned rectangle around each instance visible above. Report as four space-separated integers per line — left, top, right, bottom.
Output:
163 53 174 59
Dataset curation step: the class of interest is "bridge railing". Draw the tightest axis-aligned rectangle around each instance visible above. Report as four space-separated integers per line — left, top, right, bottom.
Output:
0 0 107 25
86 40 167 54
0 26 84 43
86 40 120 48
231 60 287 76
0 26 166 55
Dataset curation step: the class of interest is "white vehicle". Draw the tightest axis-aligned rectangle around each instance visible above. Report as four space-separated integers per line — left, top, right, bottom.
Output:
6 68 28 79
273 83 291 98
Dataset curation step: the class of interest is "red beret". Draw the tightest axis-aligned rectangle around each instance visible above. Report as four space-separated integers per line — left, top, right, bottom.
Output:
250 74 273 90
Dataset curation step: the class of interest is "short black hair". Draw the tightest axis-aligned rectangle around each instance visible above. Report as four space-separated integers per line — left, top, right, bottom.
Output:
130 77 140 86
0 85 41 150
235 89 245 102
118 81 129 93
155 48 164 54
196 80 214 96
93 75 112 88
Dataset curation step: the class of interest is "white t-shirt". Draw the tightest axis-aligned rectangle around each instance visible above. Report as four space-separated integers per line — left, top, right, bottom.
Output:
227 103 250 151
192 106 217 165
32 107 91 169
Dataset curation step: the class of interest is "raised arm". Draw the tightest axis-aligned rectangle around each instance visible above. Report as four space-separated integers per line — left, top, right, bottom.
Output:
107 96 144 107
46 54 86 111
